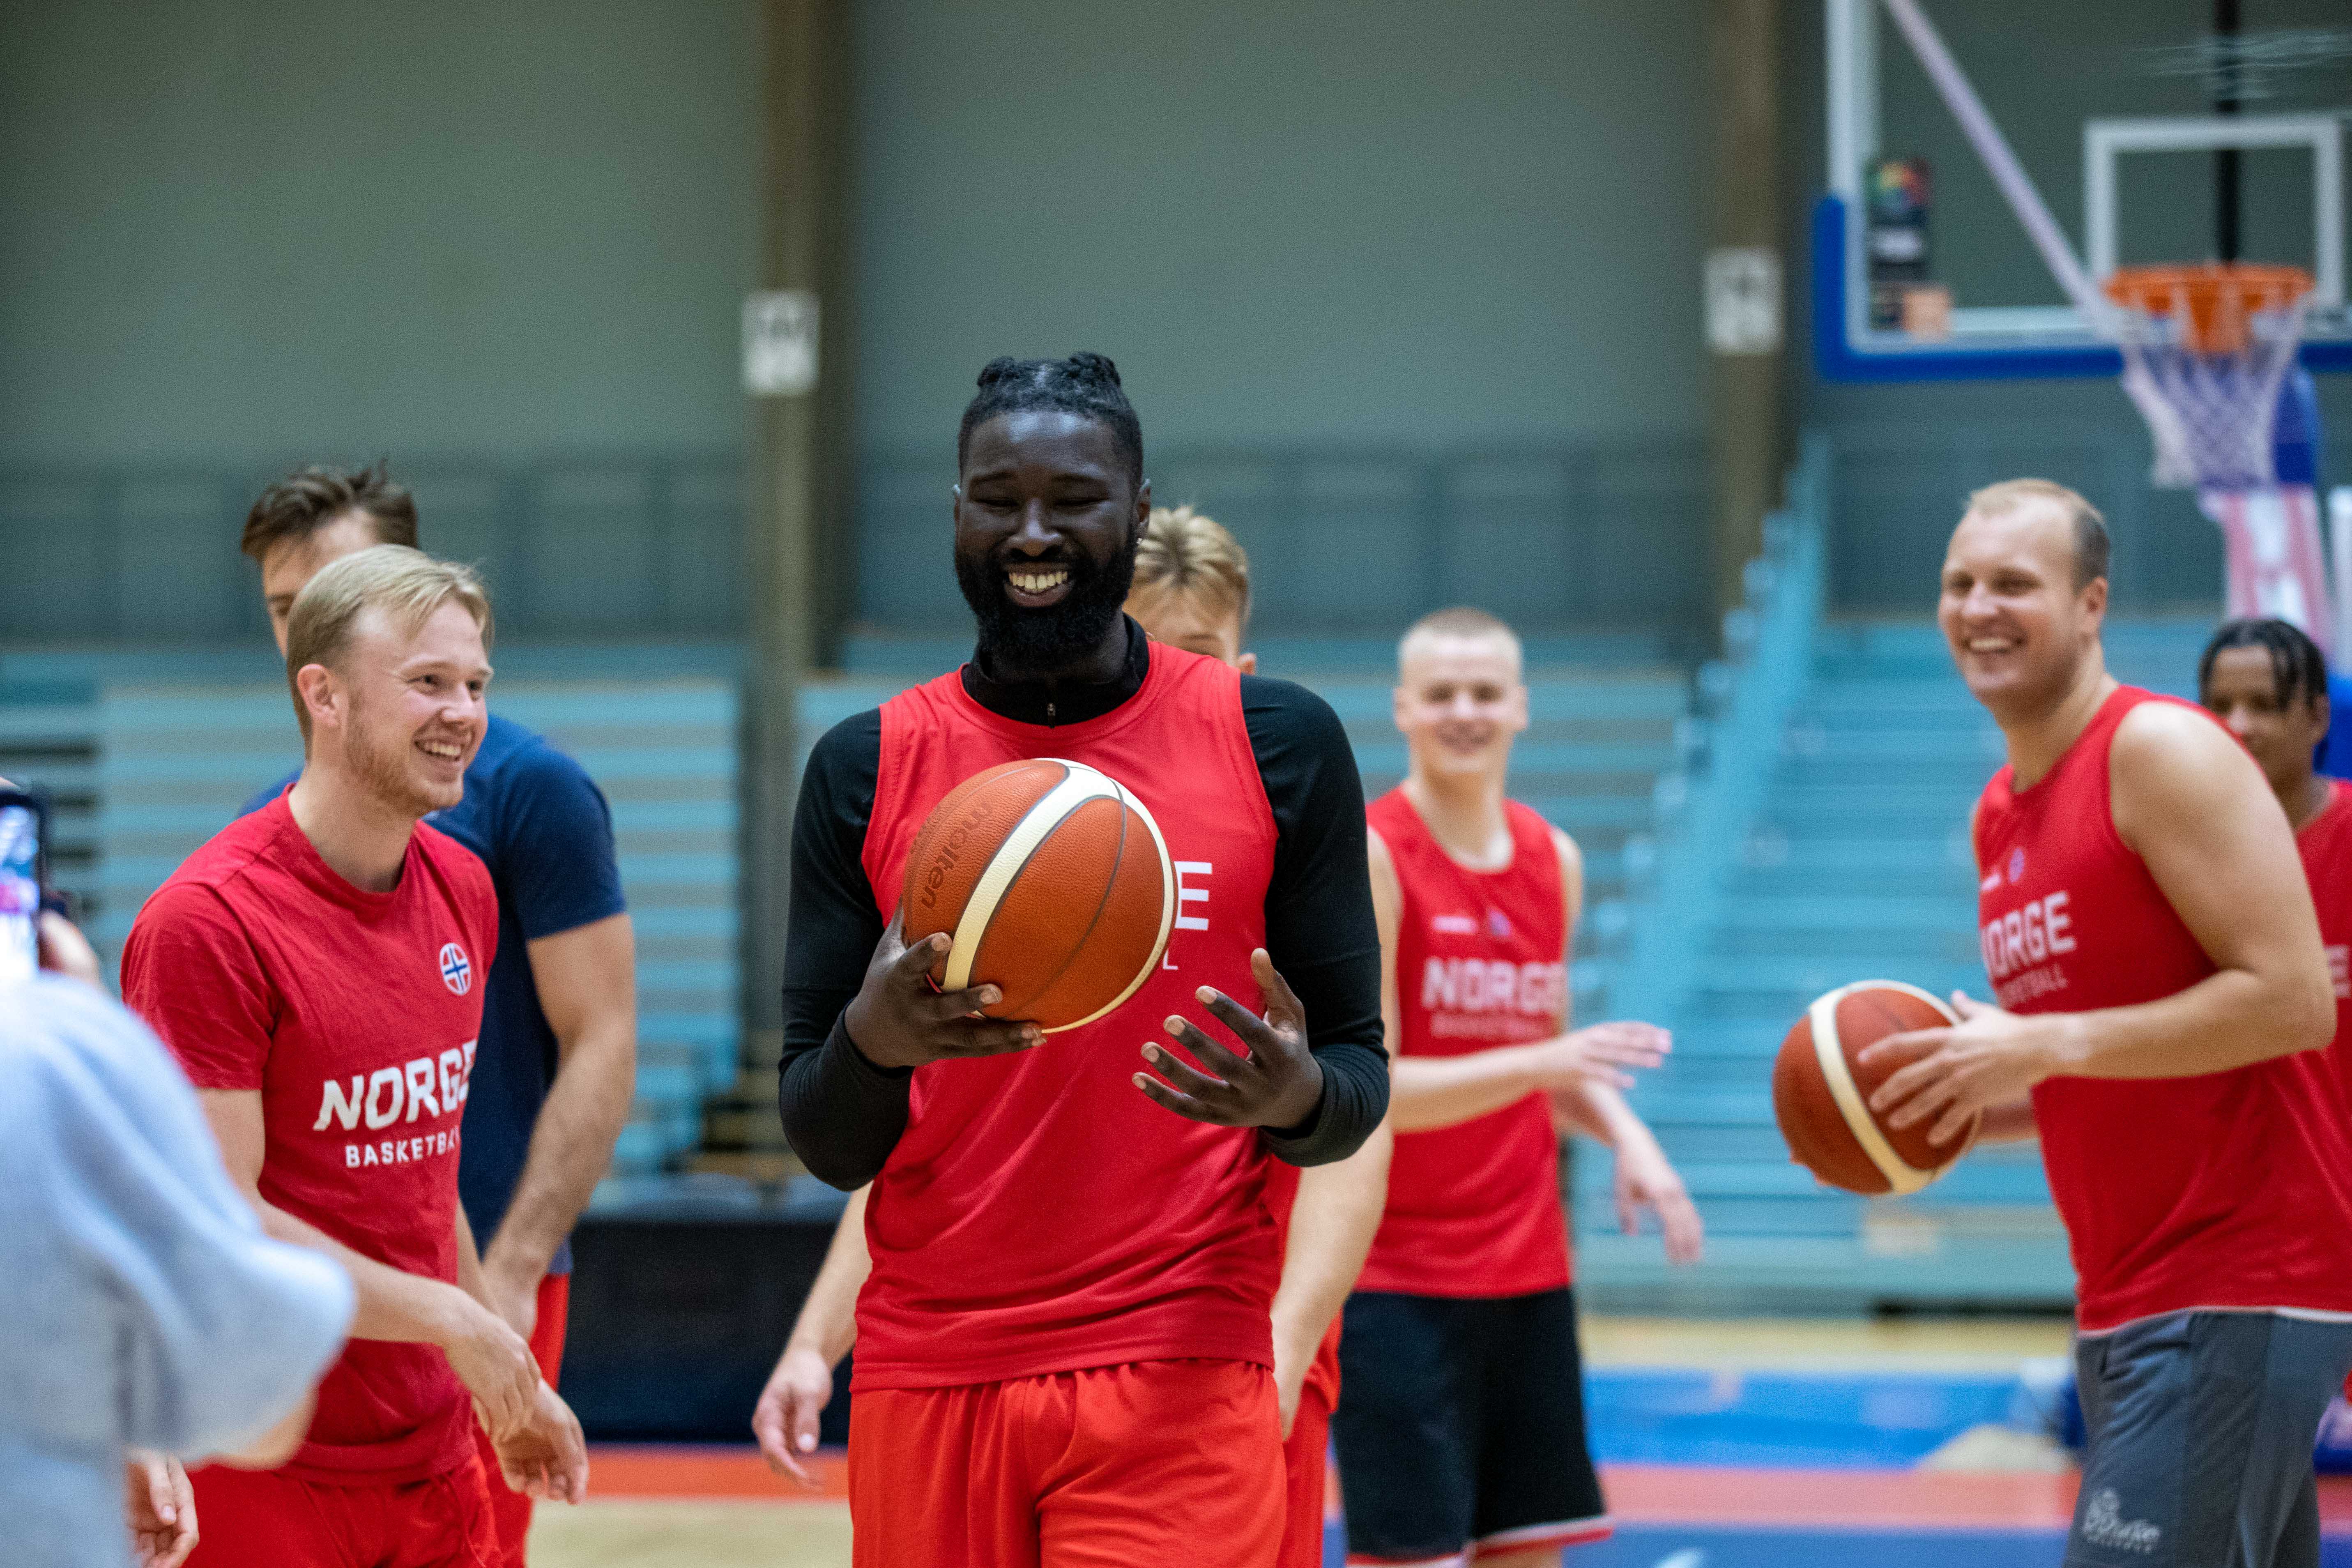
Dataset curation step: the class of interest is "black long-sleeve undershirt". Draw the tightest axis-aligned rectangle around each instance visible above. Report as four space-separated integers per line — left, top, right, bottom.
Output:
778 618 1387 1189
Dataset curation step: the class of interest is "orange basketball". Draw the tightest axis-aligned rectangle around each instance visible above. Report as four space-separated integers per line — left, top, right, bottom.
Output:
899 758 1175 1033
1771 981 1975 1195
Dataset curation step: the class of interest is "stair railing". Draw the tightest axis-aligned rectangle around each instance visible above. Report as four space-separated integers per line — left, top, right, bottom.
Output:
1607 434 1830 1027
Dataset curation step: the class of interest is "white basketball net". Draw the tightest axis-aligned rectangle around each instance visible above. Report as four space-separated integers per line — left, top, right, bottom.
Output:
2109 289 2310 493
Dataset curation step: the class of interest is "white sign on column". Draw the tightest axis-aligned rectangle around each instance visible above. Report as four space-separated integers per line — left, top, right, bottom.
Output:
1704 247 1784 357
743 291 820 396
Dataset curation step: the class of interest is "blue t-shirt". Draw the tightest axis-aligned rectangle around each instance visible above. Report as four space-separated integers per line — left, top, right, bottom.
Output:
2319 673 2352 780
244 713 626 1274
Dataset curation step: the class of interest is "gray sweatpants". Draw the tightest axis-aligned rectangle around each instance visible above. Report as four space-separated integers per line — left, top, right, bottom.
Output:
2068 1311 2352 1568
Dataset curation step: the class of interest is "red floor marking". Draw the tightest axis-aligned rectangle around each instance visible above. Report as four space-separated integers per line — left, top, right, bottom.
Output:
586 1446 2352 1529
1602 1467 2076 1527
589 1445 848 1500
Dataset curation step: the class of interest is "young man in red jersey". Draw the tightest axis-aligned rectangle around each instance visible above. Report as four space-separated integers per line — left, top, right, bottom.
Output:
776 355 1388 1566
757 503 1392 1568
1334 607 1702 1568
2198 617 2352 1416
1869 482 2352 1568
122 547 587 1567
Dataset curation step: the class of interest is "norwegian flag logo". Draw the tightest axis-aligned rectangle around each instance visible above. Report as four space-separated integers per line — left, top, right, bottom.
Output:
439 943 473 996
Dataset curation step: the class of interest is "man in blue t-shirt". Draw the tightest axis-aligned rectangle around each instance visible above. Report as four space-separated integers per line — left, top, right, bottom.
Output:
236 464 636 1565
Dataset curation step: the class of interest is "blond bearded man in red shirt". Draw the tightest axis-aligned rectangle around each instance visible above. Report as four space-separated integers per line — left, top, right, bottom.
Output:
124 548 587 1568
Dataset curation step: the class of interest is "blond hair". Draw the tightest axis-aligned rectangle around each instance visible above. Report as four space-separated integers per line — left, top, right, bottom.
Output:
285 545 492 741
1964 478 2109 589
1398 606 1523 678
1134 505 1251 628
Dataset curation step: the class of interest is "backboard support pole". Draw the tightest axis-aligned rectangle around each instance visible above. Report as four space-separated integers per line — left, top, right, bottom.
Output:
2215 0 2242 265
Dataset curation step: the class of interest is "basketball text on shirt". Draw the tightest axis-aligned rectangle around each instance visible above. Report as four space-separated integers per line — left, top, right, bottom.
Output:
1422 954 1567 1040
1979 889 2075 1007
1158 859 1213 970
314 1040 477 1167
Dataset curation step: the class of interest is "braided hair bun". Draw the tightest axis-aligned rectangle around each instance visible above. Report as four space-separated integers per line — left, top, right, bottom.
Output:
958 353 1143 481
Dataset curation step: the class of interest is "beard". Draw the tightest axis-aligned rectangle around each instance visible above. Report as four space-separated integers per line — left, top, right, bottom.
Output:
956 542 1138 672
341 690 460 820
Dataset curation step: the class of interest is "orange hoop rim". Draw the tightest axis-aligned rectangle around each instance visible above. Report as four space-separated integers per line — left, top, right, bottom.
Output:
2103 262 2314 355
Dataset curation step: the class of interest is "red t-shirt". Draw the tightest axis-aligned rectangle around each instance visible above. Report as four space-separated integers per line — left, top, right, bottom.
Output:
1975 686 2352 1332
2299 778 2352 1135
1355 789 1572 1299
850 645 1287 1391
120 794 496 1483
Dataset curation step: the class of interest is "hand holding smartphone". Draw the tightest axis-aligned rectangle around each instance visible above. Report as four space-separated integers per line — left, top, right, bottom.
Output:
0 786 50 990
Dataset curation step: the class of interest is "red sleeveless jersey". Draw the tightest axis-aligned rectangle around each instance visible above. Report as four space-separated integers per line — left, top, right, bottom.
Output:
851 644 1285 1390
1974 686 2352 1331
1355 788 1572 1298
2299 778 2352 1137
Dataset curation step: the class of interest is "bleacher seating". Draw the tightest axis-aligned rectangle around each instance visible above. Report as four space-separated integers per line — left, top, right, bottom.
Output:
819 629 1696 951
7 631 1713 1225
1580 610 2219 1311
0 649 741 1186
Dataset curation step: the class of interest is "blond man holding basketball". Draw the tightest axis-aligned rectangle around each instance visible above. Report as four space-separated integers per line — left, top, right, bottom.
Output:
757 503 1393 1568
1869 479 2352 1568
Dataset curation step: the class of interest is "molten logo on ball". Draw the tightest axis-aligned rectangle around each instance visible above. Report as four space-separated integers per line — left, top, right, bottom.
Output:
899 758 1176 1033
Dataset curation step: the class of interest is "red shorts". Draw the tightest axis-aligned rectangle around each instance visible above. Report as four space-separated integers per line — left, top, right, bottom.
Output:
849 1359 1285 1567
1280 1380 1335 1568
184 1449 497 1568
471 1272 571 1568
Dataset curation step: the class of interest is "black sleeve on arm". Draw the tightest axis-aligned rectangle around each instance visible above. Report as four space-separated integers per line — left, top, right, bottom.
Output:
776 710 911 1190
1240 676 1389 1167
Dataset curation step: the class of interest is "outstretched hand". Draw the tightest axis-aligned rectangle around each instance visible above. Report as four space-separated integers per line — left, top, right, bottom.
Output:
1133 950 1324 1131
843 914 1043 1071
1523 1021 1670 1093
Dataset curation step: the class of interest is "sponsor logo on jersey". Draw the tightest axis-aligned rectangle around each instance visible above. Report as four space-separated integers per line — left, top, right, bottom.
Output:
1431 913 1477 935
439 942 472 995
2007 846 2027 884
1485 908 1513 939
2078 1489 2159 1555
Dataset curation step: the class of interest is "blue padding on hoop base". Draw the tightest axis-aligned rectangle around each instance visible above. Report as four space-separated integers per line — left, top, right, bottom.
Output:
1811 196 2352 382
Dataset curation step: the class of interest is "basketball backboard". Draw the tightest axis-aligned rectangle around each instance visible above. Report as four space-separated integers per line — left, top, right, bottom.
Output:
1817 0 2352 381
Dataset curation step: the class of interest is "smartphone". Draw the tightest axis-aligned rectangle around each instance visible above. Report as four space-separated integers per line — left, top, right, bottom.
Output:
0 787 48 989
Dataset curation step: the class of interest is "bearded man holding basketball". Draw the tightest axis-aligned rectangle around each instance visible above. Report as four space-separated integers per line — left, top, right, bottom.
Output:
776 354 1388 1566
760 502 1392 1568
1866 480 2352 1568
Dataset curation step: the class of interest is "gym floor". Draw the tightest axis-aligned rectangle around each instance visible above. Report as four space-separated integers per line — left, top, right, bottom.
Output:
521 1316 2341 1568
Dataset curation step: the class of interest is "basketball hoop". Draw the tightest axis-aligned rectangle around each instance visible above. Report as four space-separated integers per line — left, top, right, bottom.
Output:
2104 262 2313 491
